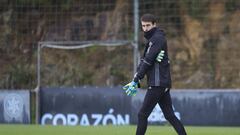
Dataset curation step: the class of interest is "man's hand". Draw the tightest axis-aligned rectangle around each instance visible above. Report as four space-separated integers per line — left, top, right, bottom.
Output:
156 50 165 62
122 81 138 96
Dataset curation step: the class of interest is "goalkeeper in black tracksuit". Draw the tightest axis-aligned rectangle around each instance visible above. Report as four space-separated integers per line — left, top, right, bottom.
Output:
123 14 187 135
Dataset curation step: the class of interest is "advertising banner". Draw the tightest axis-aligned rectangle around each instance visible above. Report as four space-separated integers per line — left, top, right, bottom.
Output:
40 87 240 126
0 90 30 124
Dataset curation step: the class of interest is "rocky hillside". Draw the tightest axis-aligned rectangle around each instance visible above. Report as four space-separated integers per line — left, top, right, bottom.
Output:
0 0 239 89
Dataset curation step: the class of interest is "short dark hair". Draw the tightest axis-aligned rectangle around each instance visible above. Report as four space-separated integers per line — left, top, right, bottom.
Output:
141 14 157 24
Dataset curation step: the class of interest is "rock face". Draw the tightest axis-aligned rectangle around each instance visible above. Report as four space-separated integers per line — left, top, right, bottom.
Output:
0 0 239 89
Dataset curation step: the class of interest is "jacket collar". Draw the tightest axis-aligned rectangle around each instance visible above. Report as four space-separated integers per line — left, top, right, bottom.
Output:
144 27 157 40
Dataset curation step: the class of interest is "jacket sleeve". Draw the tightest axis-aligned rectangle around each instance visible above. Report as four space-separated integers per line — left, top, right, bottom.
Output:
133 37 165 82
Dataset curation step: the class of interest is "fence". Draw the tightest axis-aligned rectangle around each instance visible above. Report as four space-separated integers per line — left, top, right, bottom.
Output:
0 0 240 89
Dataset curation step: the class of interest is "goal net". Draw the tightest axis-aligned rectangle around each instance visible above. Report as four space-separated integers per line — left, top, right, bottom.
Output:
37 40 134 88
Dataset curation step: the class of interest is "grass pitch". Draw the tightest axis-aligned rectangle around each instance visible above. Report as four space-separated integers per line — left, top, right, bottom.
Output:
0 124 240 135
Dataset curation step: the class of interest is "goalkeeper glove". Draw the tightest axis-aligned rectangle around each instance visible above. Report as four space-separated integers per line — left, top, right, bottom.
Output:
156 50 165 62
122 81 138 96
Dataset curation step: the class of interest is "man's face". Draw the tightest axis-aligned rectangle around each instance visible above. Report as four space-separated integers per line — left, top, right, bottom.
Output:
141 21 156 32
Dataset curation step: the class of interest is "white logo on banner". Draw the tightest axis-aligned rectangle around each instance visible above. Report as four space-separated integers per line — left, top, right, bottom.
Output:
4 93 24 119
148 105 181 123
41 108 130 126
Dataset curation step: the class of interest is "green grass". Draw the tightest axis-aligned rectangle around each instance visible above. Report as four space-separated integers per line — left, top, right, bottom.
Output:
0 124 240 135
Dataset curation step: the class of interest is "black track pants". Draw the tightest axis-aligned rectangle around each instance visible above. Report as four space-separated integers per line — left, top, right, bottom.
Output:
136 86 187 135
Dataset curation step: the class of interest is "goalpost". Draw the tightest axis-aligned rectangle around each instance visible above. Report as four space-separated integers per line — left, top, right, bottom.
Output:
34 37 140 124
34 40 139 123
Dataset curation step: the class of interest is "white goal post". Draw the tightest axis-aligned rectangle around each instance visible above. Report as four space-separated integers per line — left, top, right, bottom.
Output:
34 40 139 123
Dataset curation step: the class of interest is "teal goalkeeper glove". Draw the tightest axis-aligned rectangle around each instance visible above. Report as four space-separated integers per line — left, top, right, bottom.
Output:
156 50 165 62
122 81 138 96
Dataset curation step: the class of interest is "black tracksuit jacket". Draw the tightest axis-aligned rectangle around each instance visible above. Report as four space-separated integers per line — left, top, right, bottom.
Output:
133 27 172 88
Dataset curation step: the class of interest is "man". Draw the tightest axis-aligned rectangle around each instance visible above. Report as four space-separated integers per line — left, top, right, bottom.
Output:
123 14 187 135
